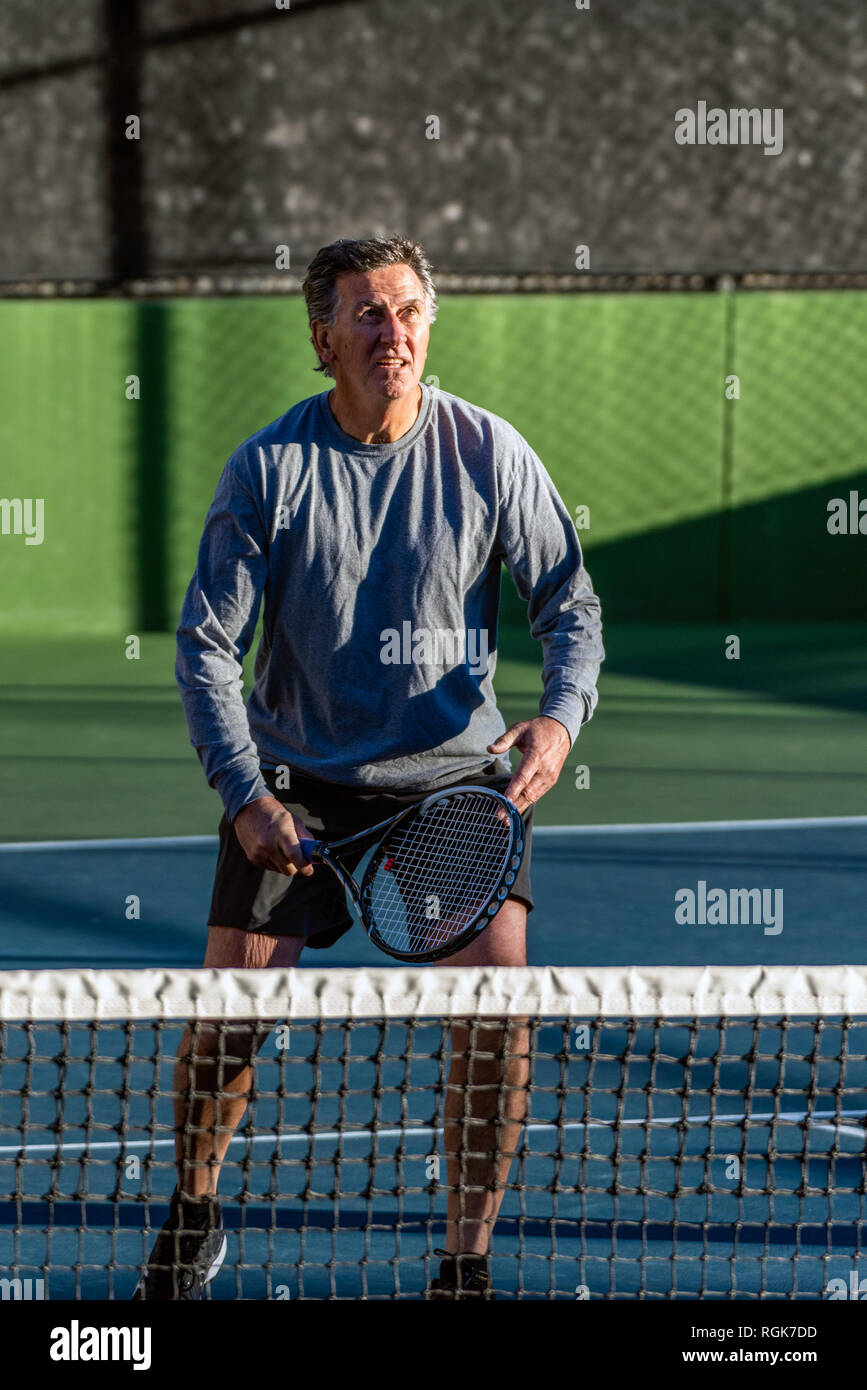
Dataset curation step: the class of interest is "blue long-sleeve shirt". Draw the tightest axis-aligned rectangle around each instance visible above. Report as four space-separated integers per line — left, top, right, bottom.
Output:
175 384 604 821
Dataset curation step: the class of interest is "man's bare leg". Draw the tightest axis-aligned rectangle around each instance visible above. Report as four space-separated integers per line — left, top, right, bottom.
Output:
173 926 305 1197
437 899 529 1257
176 904 528 1251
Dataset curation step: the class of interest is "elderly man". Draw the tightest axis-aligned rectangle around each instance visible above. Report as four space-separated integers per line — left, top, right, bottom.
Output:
134 235 603 1300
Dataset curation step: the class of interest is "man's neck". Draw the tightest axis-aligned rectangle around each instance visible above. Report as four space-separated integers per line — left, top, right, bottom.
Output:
328 385 422 444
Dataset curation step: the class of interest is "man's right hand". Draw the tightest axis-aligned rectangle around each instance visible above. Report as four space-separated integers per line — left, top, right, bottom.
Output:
233 796 315 877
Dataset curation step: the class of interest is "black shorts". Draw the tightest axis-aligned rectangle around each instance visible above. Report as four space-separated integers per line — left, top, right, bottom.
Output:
208 764 535 950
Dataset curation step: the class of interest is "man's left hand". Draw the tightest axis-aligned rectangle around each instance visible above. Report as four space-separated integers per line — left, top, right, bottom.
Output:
487 715 572 814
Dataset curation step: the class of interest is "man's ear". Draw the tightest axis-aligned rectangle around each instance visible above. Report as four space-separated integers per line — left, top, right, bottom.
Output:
312 320 335 366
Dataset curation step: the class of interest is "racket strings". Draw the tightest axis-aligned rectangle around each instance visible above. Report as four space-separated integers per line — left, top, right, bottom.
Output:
365 794 517 955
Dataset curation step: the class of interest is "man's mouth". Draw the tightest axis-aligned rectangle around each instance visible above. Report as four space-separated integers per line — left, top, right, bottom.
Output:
375 358 407 367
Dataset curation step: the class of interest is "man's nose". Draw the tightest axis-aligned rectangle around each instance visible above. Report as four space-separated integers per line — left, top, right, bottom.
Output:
379 312 406 344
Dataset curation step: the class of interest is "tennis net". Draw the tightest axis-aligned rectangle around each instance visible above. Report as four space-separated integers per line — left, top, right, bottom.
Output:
1 965 866 1300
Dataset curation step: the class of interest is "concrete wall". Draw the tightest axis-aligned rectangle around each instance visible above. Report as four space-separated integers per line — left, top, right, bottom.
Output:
0 0 864 281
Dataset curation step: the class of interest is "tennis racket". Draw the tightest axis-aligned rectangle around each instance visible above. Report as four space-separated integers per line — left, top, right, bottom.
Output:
298 785 525 963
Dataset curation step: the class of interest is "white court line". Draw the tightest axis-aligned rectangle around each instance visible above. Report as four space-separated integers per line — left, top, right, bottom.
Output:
1 816 866 853
536 816 867 836
0 835 219 852
3 1109 864 1158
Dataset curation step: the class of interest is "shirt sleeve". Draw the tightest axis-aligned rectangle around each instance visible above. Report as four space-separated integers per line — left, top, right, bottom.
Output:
495 433 604 744
175 450 271 822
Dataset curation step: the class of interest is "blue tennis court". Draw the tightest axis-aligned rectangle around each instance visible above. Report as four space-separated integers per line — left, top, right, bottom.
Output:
2 1005 866 1300
1 818 866 1299
0 817 864 969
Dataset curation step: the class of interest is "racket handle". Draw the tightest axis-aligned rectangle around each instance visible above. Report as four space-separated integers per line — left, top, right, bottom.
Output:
298 838 324 863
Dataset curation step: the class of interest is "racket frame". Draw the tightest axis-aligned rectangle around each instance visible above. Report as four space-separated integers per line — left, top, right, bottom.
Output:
300 784 525 962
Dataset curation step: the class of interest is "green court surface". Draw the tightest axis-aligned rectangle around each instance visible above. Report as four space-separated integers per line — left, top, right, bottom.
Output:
0 622 865 844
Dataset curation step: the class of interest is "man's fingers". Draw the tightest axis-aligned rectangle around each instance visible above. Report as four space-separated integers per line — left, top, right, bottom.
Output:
505 750 543 803
504 777 540 813
234 799 316 875
500 714 577 812
290 837 317 877
487 721 529 754
508 787 542 814
274 825 315 876
506 755 563 812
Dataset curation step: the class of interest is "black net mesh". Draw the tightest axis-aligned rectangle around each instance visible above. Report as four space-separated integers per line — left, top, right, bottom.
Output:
1 967 866 1299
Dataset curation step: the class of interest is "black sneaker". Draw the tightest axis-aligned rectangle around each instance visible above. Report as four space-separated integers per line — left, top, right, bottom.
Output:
425 1248 495 1300
132 1190 227 1300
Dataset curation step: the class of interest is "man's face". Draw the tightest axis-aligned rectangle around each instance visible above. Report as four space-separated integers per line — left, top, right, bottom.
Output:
317 265 431 400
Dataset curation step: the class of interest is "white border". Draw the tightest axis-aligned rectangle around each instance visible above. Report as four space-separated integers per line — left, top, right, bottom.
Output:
2 964 867 1021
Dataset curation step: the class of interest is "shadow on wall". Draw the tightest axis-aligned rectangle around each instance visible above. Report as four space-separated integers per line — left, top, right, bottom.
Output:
599 622 867 715
501 466 867 627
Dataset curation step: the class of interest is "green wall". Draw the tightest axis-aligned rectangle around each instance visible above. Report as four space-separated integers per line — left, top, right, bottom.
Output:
0 291 864 633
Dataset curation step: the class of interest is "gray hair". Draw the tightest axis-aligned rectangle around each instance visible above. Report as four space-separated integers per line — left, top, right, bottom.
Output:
301 235 438 377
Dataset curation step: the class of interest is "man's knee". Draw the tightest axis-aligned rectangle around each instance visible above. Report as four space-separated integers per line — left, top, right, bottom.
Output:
439 899 527 967
203 924 305 968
